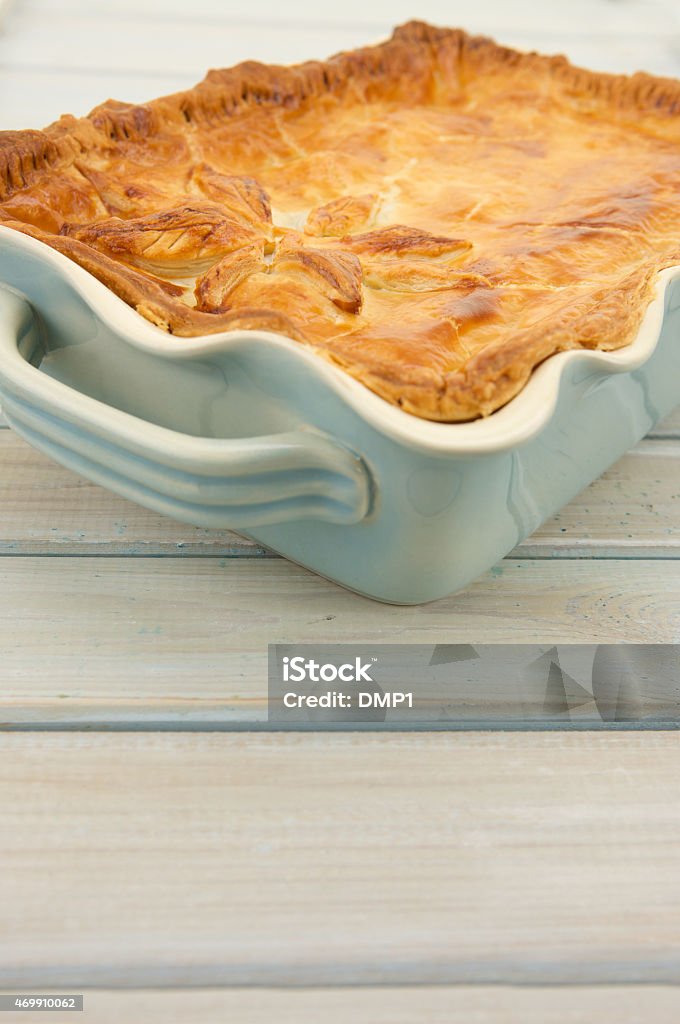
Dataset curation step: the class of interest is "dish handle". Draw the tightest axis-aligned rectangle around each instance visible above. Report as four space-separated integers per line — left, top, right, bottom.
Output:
0 288 372 528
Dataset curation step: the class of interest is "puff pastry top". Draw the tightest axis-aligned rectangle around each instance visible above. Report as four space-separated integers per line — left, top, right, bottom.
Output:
2 21 680 420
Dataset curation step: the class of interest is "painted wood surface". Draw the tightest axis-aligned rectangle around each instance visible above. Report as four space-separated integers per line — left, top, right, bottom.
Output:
1 0 680 1009
2 732 680 988
1 557 679 726
1 986 679 1024
0 8 675 713
0 431 678 558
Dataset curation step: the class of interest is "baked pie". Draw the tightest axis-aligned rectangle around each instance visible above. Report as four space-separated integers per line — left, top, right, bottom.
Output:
2 21 680 421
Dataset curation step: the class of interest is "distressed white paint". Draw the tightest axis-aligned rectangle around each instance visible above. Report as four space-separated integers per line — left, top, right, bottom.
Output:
0 431 679 557
1 557 679 726
1 986 679 1024
3 732 680 987
1 0 680 1004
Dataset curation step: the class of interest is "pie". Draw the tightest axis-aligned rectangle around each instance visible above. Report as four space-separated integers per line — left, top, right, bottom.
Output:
2 21 680 421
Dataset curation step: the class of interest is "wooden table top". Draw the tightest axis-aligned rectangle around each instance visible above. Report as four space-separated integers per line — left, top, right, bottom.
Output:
1 1 680 1019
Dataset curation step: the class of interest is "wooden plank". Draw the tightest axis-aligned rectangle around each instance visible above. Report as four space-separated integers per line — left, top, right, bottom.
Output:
2 732 680 986
0 430 677 558
1 986 680 1023
0 429 259 556
0 557 678 726
521 439 680 558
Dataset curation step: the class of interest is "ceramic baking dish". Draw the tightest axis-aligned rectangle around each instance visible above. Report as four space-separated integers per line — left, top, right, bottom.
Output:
0 226 679 603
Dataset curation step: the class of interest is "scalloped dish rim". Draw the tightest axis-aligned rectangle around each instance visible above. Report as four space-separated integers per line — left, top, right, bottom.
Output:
0 225 673 455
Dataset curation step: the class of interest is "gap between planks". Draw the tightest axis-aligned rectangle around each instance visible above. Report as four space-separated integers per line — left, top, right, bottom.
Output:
0 428 678 558
0 557 678 727
2 732 680 988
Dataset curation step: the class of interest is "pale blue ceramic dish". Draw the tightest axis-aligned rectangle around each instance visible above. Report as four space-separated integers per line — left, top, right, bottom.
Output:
0 226 679 603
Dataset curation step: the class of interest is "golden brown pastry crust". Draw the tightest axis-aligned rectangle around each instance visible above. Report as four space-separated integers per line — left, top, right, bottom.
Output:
2 21 680 420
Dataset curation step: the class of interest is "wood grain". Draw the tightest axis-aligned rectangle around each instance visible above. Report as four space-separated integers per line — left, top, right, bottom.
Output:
1 2 680 1005
2 986 680 1024
0 429 260 557
2 732 680 987
0 430 677 558
523 439 680 557
0 557 678 726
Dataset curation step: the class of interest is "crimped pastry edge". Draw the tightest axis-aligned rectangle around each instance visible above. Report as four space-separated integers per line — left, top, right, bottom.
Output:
2 21 680 422
4 21 680 200
0 224 671 456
